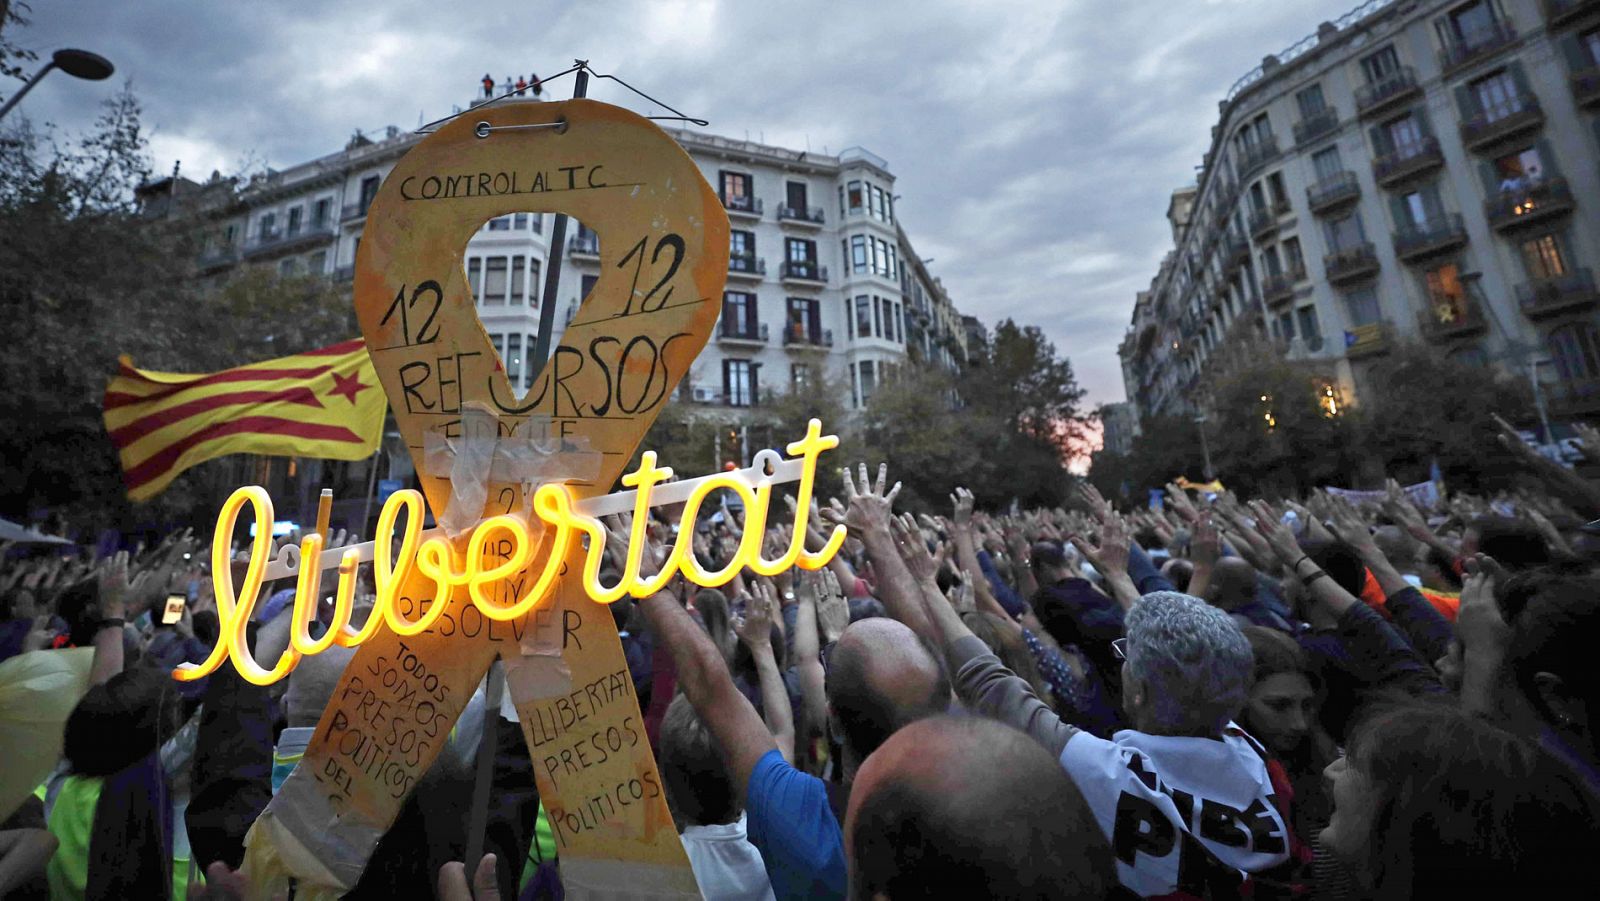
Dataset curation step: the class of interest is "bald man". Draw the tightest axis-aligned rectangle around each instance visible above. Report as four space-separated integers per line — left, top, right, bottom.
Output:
846 716 1116 899
1207 558 1293 632
639 584 949 900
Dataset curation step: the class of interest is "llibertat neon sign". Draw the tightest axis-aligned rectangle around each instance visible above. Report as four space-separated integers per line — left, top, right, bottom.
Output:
175 419 846 686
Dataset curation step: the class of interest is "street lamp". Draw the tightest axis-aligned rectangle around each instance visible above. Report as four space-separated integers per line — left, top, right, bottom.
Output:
0 48 116 121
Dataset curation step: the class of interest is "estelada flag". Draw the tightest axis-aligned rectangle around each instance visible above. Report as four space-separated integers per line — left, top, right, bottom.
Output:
104 339 386 501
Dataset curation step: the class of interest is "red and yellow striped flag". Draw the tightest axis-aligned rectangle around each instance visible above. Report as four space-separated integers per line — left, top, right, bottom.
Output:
104 339 387 501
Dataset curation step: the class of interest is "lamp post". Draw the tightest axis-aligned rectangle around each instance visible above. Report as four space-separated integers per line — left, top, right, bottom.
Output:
0 48 115 121
1195 413 1214 481
1529 358 1554 447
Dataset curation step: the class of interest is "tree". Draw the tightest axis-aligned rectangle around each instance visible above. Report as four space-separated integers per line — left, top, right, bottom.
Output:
0 84 354 531
857 365 986 512
1204 357 1358 497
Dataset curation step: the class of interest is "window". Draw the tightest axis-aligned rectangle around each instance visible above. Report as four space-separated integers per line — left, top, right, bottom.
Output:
286 207 301 235
504 334 523 386
855 295 873 338
787 237 817 266
730 230 755 263
1249 182 1267 214
845 180 864 215
850 235 869 274
787 297 820 343
524 334 537 390
511 255 526 303
1424 262 1467 317
1344 286 1382 326
358 175 380 214
260 212 277 238
1361 45 1402 84
1440 0 1500 45
1283 236 1305 275
1312 147 1343 182
580 274 598 305
786 180 809 213
791 364 811 391
483 258 508 304
724 359 757 407
312 199 330 226
223 224 237 246
1262 246 1283 277
1266 172 1288 209
528 259 542 307
1400 185 1442 226
1549 323 1600 382
530 213 542 234
1325 212 1365 252
1277 311 1295 339
1521 234 1567 280
1494 146 1547 190
720 171 753 209
723 291 757 337
490 333 504 362
872 296 884 337
1386 115 1425 157
308 250 327 273
1584 27 1600 66
857 360 877 404
278 258 298 277
513 213 529 229
488 216 511 231
869 185 889 221
1470 70 1520 121
1295 84 1327 118
1296 307 1321 342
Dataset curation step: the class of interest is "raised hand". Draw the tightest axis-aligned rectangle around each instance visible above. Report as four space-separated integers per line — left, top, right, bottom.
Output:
946 572 976 614
1325 497 1379 556
734 581 777 648
97 551 132 620
814 568 849 645
1164 482 1201 524
1458 554 1512 656
1068 513 1130 578
823 462 902 535
1074 482 1113 521
890 514 940 584
949 486 975 526
1191 512 1221 571
1248 501 1302 568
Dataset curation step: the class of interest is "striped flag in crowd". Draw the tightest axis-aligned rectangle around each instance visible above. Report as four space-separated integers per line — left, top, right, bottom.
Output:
103 339 387 501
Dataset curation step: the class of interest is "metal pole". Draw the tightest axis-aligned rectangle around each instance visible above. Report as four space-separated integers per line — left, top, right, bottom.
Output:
1531 361 1553 446
0 62 58 121
358 444 382 538
1195 414 1214 481
529 62 589 380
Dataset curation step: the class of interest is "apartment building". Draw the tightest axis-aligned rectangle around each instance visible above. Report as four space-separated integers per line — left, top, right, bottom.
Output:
1119 0 1600 424
142 95 967 421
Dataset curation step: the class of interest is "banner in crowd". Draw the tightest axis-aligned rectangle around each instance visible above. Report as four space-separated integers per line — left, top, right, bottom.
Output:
103 340 387 501
1322 479 1441 510
234 97 745 899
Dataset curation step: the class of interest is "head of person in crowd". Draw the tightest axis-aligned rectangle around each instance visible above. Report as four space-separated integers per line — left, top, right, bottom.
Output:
693 588 733 662
961 610 1050 705
1240 626 1336 765
1028 540 1072 587
284 642 358 728
1461 516 1549 571
1160 558 1194 593
52 577 106 649
848 596 887 623
658 695 738 829
1205 557 1258 613
1497 569 1600 764
1321 704 1596 900
1122 592 1252 737
824 618 951 777
1371 526 1417 575
1413 543 1462 592
845 715 1116 900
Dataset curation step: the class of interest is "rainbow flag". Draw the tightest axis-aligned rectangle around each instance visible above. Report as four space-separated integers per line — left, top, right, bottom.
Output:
103 339 386 501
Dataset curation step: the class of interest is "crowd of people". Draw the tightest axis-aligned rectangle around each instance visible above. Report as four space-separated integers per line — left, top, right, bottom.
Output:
3 424 1600 899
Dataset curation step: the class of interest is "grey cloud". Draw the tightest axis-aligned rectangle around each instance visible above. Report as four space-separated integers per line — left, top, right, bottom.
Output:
21 0 1344 406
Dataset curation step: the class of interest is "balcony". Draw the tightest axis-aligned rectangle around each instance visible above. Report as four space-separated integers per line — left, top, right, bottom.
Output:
1223 235 1250 271
1344 321 1394 360
1323 242 1380 286
780 260 828 284
718 320 769 345
341 202 372 223
568 233 601 262
1373 137 1443 189
1236 135 1280 179
1292 107 1340 146
242 223 336 259
1356 67 1422 118
1486 177 1575 233
1543 0 1600 30
1459 95 1544 154
1570 65 1600 108
726 255 766 281
1417 297 1488 341
1262 271 1298 308
334 265 355 283
1393 214 1469 263
722 194 763 219
1247 207 1278 242
1439 20 1518 76
782 323 834 350
1306 171 1361 215
777 204 824 227
197 245 239 272
1518 267 1599 319
1547 375 1600 418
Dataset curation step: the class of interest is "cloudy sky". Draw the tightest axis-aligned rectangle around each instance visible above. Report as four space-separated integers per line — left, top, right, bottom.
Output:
18 0 1354 408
